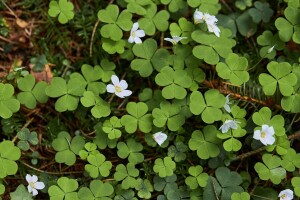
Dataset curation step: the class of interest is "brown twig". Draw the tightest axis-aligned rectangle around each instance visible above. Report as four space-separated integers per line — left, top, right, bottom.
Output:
89 20 100 57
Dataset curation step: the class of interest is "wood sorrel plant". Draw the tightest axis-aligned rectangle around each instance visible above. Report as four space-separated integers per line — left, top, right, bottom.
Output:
1 0 300 199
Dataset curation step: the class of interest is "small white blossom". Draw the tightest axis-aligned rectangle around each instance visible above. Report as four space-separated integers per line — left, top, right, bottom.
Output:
106 75 132 98
253 124 275 145
153 132 167 146
219 119 240 133
164 36 187 45
224 94 231 113
26 174 45 196
128 22 145 44
203 13 218 25
278 189 294 200
207 23 220 37
194 9 204 24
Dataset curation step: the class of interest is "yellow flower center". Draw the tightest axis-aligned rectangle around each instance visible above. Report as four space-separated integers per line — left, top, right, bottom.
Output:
281 194 286 199
261 131 266 138
115 85 122 93
29 182 35 189
132 31 136 37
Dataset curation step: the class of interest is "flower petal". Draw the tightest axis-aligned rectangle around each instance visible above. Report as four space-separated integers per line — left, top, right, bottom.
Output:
135 30 145 37
106 84 116 93
120 89 132 97
111 75 119 85
134 37 142 44
128 36 134 43
119 80 128 89
26 174 33 183
153 132 167 146
266 135 275 145
32 188 38 196
35 182 45 190
132 22 139 31
27 185 32 193
31 175 38 183
253 130 261 140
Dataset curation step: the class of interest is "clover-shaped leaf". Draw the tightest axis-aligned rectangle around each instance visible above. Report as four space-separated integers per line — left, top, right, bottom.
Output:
257 31 285 59
153 174 177 194
98 59 116 82
138 4 169 35
168 46 199 70
125 0 152 15
170 18 194 45
231 192 250 200
52 131 85 166
235 0 252 10
281 93 300 113
138 88 164 111
216 53 249 86
102 38 126 54
78 180 114 200
152 101 185 131
79 142 99 160
236 10 257 37
10 184 33 200
189 126 221 159
97 4 132 41
161 0 187 12
281 148 300 172
0 183 4 195
131 39 170 77
93 123 117 150
259 61 297 96
117 139 144 164
187 0 221 15
48 0 74 24
252 107 285 136
275 6 300 43
114 188 137 200
204 167 243 200
189 90 226 123
0 140 21 178
192 28 236 65
121 102 152 133
45 76 87 112
292 177 300 197
153 157 176 178
135 178 153 199
167 142 188 162
248 1 273 23
254 154 286 184
17 128 38 151
30 54 48 72
265 135 290 155
155 66 192 99
185 165 209 189
85 152 112 178
114 163 139 189
80 91 111 118
48 177 78 199
0 83 20 119
17 75 48 109
102 116 122 140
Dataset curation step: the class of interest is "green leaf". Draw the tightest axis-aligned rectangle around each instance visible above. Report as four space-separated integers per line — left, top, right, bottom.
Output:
0 140 21 178
98 4 132 41
80 64 106 95
117 139 144 164
185 165 209 189
114 163 139 189
155 66 192 99
0 83 20 119
192 29 236 65
103 116 122 140
10 184 33 200
231 192 250 200
216 53 249 86
259 61 297 96
167 142 188 162
121 102 152 133
292 177 300 197
85 152 112 178
281 93 300 113
235 0 252 10
153 157 176 178
281 148 300 172
188 126 221 159
135 178 153 199
170 18 194 45
236 11 257 37
78 180 114 200
102 38 126 54
48 177 78 200
17 128 38 151
187 0 221 15
254 154 286 184
161 0 187 13
52 131 85 166
30 54 48 72
248 2 273 23
48 0 74 24
257 31 285 59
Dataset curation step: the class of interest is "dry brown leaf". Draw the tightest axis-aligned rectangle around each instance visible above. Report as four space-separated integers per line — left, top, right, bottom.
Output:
16 18 28 28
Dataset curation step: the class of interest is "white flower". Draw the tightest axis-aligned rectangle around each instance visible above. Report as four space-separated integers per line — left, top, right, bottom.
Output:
224 94 231 113
26 174 45 196
278 189 294 200
106 75 132 98
194 9 204 24
253 124 275 145
128 22 145 44
207 23 220 37
203 13 218 25
219 119 240 133
164 36 187 45
153 132 167 146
